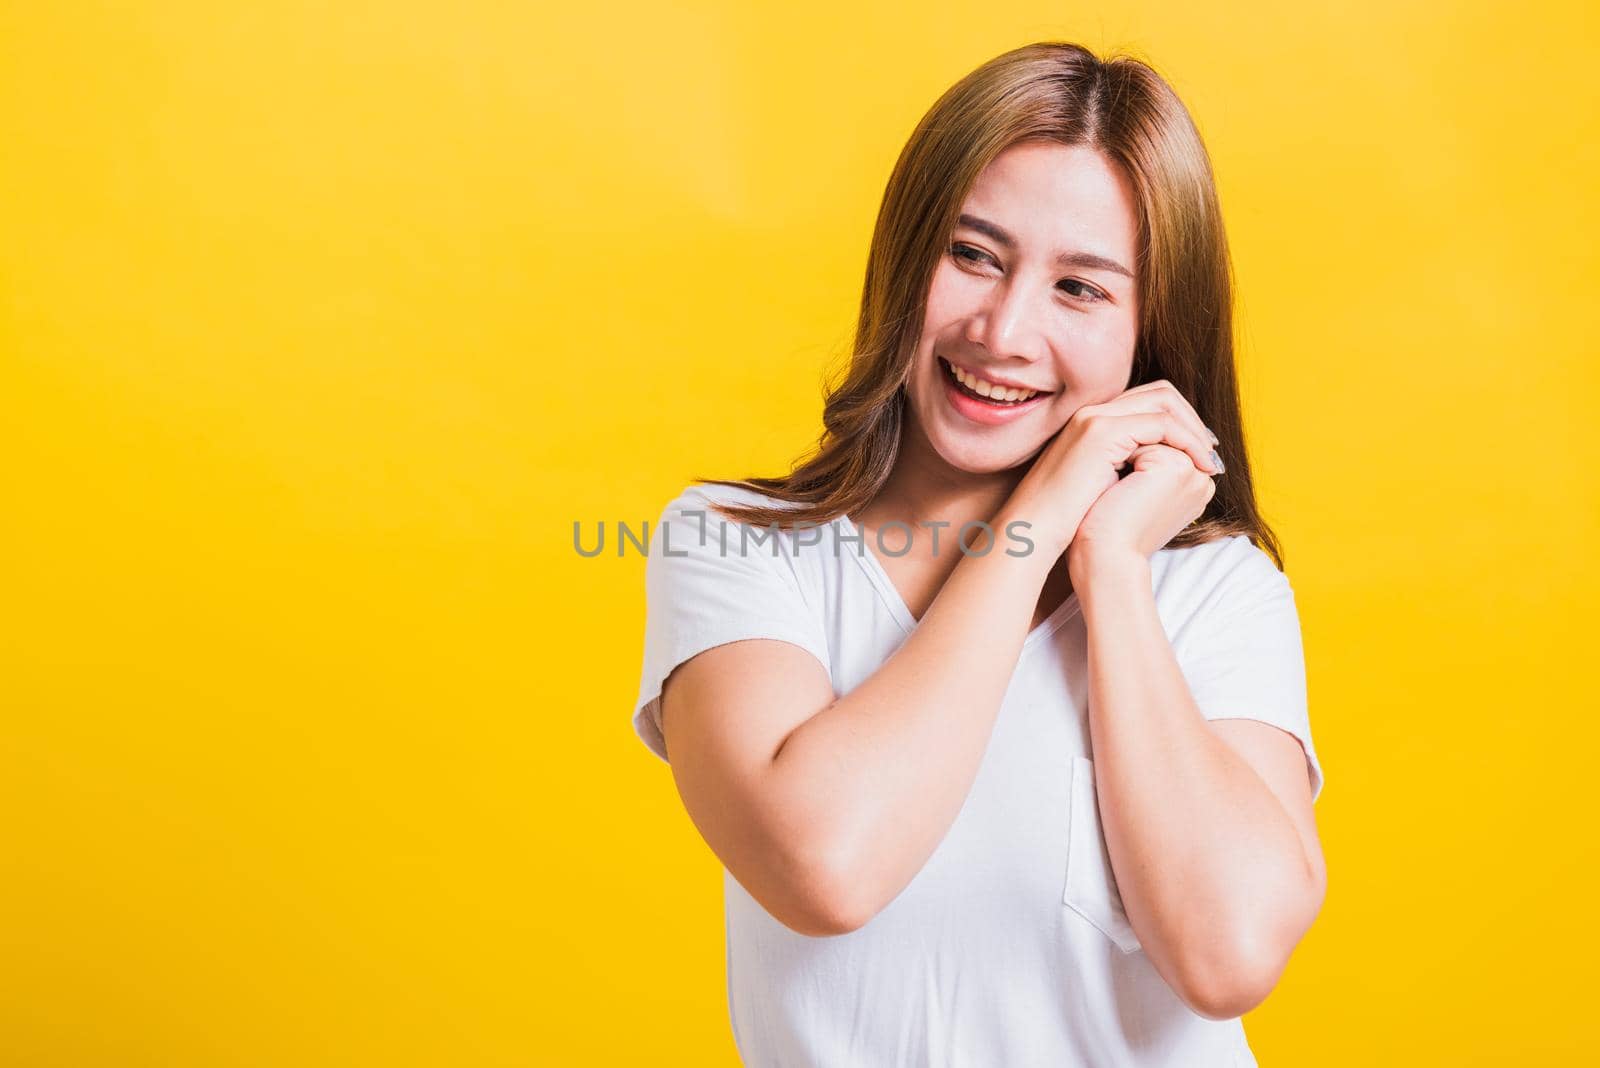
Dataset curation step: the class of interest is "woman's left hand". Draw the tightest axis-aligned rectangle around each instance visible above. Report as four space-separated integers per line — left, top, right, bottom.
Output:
1067 443 1219 574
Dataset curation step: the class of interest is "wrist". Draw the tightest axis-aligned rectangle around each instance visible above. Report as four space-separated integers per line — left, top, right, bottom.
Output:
1067 543 1150 599
980 514 1063 584
996 496 1090 559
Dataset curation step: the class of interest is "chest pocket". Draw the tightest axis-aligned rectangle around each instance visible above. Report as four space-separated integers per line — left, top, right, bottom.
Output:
1062 756 1143 954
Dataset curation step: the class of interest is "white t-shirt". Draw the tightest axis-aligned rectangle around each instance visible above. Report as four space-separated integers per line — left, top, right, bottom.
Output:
632 481 1324 1068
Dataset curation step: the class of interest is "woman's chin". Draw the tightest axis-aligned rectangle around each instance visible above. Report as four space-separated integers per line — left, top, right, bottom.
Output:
930 434 1047 475
909 399 1059 474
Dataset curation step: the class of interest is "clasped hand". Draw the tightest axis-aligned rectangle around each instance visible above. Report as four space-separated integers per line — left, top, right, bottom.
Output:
1004 379 1225 572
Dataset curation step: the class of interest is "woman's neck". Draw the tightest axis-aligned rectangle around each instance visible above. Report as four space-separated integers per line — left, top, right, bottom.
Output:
864 418 1029 541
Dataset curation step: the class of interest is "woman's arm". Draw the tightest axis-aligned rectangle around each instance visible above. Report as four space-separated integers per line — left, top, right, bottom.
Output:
765 516 1064 924
1071 545 1327 1020
663 514 1063 935
662 395 1217 937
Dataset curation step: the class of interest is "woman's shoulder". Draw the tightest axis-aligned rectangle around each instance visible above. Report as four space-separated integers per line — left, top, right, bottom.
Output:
1160 531 1281 575
649 481 840 573
662 480 791 514
1153 532 1293 619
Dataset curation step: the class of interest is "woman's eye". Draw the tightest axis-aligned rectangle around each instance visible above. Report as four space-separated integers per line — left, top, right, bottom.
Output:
951 243 1107 304
950 242 990 266
1059 279 1107 303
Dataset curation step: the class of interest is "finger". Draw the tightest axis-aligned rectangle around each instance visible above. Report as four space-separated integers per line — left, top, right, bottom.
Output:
1131 444 1205 479
1148 383 1219 456
1116 442 1151 471
1147 391 1222 474
1144 441 1220 478
1112 379 1221 453
1099 410 1221 475
1083 391 1203 449
1117 444 1156 474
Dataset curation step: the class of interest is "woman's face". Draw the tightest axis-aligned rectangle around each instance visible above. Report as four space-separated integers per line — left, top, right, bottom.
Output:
906 140 1142 474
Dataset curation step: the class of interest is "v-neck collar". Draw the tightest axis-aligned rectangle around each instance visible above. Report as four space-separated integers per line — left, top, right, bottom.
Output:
837 513 1081 651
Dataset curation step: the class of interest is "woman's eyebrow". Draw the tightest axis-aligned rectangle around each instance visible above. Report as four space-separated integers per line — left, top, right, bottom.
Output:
956 213 1133 279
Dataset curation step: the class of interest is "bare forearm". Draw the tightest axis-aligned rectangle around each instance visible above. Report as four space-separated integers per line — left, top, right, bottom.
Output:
1075 550 1318 1009
770 517 1054 925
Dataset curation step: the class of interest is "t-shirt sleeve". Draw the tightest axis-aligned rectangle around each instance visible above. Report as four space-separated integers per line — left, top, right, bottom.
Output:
631 486 833 765
1170 535 1325 803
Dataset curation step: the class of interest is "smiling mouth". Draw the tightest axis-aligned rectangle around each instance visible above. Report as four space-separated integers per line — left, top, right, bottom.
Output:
938 356 1053 406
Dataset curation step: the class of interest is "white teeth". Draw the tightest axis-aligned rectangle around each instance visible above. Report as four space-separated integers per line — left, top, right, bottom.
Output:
947 360 1039 403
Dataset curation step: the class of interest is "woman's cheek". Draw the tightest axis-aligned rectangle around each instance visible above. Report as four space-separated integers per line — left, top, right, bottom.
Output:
923 263 962 310
1073 318 1138 387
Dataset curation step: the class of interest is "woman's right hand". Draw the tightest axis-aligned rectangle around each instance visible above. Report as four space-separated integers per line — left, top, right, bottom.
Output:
1001 379 1223 557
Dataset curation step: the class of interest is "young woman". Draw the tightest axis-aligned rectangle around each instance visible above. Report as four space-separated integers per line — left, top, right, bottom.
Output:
632 41 1326 1067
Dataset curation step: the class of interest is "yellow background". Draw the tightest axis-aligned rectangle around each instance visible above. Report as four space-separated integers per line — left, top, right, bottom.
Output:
4 1 1595 1064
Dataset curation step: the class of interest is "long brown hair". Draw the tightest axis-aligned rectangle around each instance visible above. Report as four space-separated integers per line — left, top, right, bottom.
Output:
693 41 1286 569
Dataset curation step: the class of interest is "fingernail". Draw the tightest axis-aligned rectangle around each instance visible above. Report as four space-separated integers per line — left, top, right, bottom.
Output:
1206 428 1220 446
1209 449 1226 474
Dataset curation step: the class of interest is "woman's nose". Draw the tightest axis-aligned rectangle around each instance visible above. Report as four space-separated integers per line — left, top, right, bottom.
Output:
963 280 1049 364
